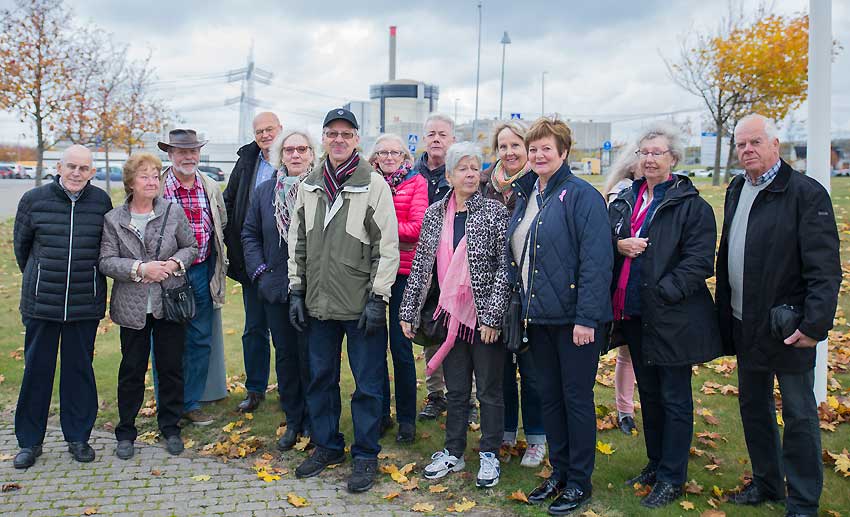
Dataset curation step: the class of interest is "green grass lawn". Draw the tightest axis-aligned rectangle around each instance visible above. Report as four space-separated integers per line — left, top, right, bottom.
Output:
0 176 848 516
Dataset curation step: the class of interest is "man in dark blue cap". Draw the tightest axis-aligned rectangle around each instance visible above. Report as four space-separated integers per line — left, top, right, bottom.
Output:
287 108 399 493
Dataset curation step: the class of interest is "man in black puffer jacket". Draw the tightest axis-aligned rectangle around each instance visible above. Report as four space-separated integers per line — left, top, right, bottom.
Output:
223 112 283 413
12 145 113 469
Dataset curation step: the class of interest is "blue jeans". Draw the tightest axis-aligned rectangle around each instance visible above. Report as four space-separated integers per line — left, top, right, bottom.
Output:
307 317 386 459
241 282 271 394
503 349 546 440
382 275 417 425
183 259 214 412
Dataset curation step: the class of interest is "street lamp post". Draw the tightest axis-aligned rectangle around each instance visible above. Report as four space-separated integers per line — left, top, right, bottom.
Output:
472 0 482 141
454 98 459 123
541 71 548 117
499 31 511 120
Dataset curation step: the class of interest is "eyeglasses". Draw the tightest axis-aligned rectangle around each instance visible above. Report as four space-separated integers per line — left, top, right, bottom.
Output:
63 163 91 173
375 150 403 159
635 149 672 158
283 146 311 156
254 126 278 136
324 130 357 140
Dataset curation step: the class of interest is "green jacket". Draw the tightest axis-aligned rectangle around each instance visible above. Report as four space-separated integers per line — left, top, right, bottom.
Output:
287 157 399 320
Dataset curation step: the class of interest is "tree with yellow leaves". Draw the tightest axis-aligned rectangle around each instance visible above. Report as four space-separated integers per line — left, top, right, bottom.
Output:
666 7 812 185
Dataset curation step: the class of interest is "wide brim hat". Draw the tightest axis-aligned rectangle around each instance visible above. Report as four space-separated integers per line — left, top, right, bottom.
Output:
157 128 208 152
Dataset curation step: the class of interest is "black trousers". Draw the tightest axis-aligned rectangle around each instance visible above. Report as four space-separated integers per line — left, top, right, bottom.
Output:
442 337 504 457
529 324 599 492
734 319 821 514
15 318 99 448
622 318 693 485
117 315 184 441
268 302 310 433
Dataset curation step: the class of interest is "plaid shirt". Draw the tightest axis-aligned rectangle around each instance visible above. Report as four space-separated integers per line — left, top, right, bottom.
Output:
162 169 213 264
747 159 781 186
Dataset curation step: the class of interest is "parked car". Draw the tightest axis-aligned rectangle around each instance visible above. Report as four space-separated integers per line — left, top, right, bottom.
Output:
95 166 123 181
198 165 225 182
19 166 36 179
0 165 15 179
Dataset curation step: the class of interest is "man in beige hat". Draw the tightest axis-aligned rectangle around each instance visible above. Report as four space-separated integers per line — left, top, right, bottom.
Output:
158 129 228 426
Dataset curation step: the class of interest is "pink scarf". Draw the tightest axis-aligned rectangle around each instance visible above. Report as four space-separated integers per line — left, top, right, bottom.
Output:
426 194 478 376
612 181 650 320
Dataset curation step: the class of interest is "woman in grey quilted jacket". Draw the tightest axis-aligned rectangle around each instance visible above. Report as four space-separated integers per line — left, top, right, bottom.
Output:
99 153 197 461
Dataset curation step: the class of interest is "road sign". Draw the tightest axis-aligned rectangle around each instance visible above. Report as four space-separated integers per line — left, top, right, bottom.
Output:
602 140 612 151
510 113 521 120
407 133 418 153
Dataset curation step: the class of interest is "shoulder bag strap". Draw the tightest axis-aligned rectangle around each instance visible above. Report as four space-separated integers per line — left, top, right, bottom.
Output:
154 202 172 261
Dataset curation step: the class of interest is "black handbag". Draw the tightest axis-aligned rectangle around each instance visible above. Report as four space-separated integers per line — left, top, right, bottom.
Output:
769 304 803 341
503 232 531 354
412 280 447 347
155 203 195 324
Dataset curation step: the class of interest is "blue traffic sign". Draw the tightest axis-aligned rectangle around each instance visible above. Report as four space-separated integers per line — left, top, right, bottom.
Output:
510 113 521 120
407 133 418 153
602 140 612 151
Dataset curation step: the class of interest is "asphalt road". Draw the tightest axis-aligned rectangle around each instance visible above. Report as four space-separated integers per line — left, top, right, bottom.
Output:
0 178 122 218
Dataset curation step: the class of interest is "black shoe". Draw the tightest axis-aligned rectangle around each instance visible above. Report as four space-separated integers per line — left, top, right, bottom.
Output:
68 441 95 463
116 440 134 460
396 422 416 444
295 447 346 478
165 435 184 456
528 478 566 504
418 394 447 420
468 403 479 425
379 416 395 438
625 464 657 487
236 392 264 413
277 427 299 451
13 445 42 469
641 481 683 509
347 458 378 493
548 487 591 515
728 483 783 505
785 513 815 517
619 415 637 435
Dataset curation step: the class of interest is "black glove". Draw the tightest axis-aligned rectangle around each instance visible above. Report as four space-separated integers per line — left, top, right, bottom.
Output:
289 291 307 332
358 294 387 336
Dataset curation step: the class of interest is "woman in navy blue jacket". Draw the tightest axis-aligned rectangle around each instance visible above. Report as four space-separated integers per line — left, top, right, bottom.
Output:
506 118 613 516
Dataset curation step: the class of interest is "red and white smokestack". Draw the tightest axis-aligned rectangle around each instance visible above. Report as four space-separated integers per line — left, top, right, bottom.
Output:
389 26 397 81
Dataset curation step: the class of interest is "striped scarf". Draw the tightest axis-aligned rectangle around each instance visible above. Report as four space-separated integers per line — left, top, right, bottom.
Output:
323 152 359 202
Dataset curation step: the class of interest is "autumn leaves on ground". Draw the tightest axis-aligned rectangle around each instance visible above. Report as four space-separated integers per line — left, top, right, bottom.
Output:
0 177 848 516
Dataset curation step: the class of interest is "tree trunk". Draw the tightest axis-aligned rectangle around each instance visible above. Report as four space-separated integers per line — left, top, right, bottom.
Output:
712 120 723 186
35 110 44 187
105 144 111 192
723 132 736 184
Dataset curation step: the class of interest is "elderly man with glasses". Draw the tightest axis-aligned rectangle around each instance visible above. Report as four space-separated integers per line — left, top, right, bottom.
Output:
287 108 399 493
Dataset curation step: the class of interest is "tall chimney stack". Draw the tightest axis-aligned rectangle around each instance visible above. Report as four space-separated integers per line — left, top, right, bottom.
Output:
389 26 397 81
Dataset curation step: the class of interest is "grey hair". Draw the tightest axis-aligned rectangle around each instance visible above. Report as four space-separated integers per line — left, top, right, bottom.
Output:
368 133 414 165
734 113 780 141
445 142 483 174
269 129 317 169
603 143 640 197
423 112 455 133
635 121 685 166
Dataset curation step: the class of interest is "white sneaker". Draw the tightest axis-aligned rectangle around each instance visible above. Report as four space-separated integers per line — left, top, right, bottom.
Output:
423 449 465 479
521 443 546 468
476 451 500 488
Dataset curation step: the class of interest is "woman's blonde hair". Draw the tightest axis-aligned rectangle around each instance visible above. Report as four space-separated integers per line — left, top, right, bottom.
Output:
602 144 640 197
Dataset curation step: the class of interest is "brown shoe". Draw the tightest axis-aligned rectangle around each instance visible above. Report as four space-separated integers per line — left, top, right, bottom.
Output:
183 409 215 426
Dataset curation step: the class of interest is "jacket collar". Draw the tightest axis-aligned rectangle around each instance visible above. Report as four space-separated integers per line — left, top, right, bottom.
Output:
438 189 485 213
118 196 168 226
728 158 793 195
237 140 262 159
51 174 93 202
536 162 573 202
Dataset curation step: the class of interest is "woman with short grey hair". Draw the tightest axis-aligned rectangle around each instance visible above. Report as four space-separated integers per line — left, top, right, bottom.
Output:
399 142 510 488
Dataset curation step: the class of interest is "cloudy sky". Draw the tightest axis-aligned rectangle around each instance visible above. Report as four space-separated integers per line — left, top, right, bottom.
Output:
1 0 848 147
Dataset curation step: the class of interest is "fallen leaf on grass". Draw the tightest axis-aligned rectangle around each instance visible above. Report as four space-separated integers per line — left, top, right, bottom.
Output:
293 436 311 451
684 480 703 494
507 490 529 503
402 477 419 491
411 502 434 512
183 439 196 448
225 328 236 335
711 485 724 498
825 511 842 517
244 413 253 420
286 493 309 507
700 510 725 517
383 491 400 500
256 469 280 482
536 466 552 479
705 464 720 471
0 453 15 461
138 431 159 445
1 482 21 492
9 347 23 360
429 484 449 493
399 462 416 475
150 469 162 476
468 422 480 431
680 500 695 510
633 483 652 497
446 497 476 512
83 507 98 515
390 470 409 484
378 452 398 460
827 449 850 477
0 373 5 384
596 441 615 455
190 475 211 482
579 511 603 517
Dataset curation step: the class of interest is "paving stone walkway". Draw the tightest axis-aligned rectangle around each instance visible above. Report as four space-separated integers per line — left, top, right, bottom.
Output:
0 423 424 516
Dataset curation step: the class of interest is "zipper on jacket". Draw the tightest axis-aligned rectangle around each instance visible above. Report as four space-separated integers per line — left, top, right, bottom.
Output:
64 200 76 321
35 263 41 297
93 266 97 297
